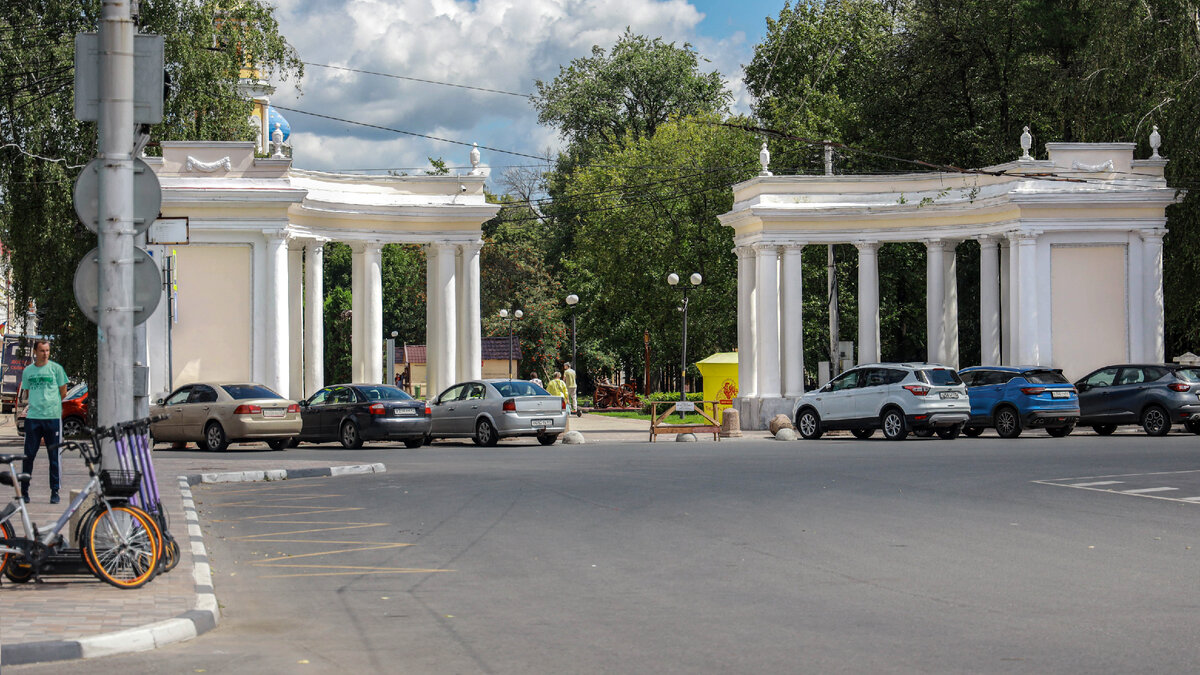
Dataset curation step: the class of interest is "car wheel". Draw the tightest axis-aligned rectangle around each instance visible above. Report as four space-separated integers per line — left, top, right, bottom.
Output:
1141 405 1170 436
914 428 934 438
267 438 290 451
288 437 301 448
404 438 424 449
340 421 364 449
936 424 962 440
795 409 823 440
62 415 85 439
1046 423 1075 438
475 418 499 447
963 426 985 438
850 428 874 440
203 422 229 452
881 409 908 441
1186 420 1200 435
537 434 558 446
995 407 1022 439
1092 424 1117 436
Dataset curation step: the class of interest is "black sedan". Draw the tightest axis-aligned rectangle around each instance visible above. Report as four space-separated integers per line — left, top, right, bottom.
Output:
295 383 431 448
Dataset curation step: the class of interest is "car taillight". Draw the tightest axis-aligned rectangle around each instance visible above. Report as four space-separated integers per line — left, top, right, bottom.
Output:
561 398 566 410
287 404 300 413
424 405 431 416
503 398 516 412
369 403 387 415
903 384 930 396
233 404 262 414
1169 382 1190 392
1020 387 1046 395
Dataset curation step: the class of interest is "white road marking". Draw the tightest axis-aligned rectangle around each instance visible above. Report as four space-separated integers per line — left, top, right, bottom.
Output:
1120 487 1179 494
1068 481 1125 487
1180 497 1200 502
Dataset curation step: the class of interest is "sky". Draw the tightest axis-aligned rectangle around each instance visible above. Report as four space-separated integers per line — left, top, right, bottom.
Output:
265 0 786 182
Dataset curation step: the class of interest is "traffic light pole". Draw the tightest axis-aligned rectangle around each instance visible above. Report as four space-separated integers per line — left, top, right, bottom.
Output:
97 0 136 462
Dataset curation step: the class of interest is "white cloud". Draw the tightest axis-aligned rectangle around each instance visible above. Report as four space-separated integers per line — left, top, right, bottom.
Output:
267 0 750 181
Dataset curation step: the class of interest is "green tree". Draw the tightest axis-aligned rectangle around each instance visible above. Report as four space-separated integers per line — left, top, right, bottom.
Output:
0 0 301 382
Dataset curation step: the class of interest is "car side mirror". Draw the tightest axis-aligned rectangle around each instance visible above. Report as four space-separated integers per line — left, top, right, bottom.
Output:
299 400 309 408
156 398 164 405
1076 383 1089 392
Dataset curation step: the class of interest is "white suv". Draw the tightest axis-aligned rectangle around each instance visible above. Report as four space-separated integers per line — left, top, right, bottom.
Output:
793 363 970 440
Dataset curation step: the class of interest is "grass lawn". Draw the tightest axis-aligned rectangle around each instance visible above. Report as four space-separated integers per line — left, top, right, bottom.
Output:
594 410 717 426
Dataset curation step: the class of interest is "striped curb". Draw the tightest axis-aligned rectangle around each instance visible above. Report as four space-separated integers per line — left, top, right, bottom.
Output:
2 463 387 666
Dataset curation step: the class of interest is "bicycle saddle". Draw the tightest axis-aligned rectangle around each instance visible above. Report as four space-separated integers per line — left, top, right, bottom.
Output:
0 454 21 464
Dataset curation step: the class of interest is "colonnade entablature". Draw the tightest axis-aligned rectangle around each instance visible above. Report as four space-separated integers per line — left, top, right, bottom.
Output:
145 141 499 404
721 136 1182 429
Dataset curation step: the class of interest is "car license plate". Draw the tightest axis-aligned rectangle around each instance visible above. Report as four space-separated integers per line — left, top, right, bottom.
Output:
394 408 416 416
531 418 552 428
263 408 285 418
940 392 959 399
1051 390 1070 399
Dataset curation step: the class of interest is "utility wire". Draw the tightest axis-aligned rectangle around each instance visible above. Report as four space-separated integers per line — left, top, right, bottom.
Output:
303 62 532 98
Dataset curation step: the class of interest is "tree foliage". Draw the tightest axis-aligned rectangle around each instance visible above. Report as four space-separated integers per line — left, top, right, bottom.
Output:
0 0 301 382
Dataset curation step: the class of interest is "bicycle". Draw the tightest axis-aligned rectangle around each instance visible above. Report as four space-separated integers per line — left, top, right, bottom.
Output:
0 433 162 589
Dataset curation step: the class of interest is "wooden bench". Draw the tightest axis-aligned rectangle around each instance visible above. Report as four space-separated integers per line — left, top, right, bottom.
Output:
649 401 721 442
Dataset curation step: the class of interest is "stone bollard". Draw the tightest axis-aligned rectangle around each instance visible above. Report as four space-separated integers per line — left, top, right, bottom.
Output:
775 428 797 441
563 430 585 444
720 408 743 438
768 414 794 436
676 433 698 442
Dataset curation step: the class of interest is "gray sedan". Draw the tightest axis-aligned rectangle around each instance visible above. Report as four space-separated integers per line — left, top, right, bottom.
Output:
429 379 568 446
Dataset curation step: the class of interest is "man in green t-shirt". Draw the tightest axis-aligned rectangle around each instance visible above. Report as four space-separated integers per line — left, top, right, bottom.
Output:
18 339 68 504
562 362 581 417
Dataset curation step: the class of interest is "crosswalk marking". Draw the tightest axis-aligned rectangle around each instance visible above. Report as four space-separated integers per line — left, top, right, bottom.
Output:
1120 487 1178 494
1068 481 1125 487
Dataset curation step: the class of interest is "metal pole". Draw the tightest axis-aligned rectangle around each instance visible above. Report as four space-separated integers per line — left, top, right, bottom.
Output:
824 141 839 378
385 337 395 385
680 291 688 419
507 319 513 379
97 0 136 464
571 311 576 375
643 331 650 396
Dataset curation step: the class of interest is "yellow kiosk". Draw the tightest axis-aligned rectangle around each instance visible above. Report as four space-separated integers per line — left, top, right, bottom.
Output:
695 352 739 423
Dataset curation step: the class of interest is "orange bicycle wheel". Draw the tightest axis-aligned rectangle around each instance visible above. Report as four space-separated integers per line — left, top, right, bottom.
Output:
84 505 160 589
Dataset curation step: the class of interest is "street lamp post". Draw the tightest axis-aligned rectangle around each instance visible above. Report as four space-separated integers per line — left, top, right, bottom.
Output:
499 308 523 379
565 294 579 374
667 272 702 413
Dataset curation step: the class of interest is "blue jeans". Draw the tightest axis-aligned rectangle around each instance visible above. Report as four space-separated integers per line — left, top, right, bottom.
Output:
22 418 61 495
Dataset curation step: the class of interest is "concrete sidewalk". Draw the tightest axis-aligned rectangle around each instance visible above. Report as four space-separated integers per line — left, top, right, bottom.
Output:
0 412 768 666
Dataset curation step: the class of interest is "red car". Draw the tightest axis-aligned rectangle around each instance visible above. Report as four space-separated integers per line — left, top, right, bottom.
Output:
16 382 89 438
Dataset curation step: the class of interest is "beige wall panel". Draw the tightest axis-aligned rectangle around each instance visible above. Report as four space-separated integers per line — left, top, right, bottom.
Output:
173 245 252 388
1051 245 1126 380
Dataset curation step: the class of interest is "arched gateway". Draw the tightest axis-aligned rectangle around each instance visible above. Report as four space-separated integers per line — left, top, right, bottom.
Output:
721 135 1182 430
144 141 499 403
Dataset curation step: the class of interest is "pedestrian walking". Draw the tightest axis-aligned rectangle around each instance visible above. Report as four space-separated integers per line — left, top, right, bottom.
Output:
529 373 543 389
546 371 569 413
17 339 68 504
563 361 581 417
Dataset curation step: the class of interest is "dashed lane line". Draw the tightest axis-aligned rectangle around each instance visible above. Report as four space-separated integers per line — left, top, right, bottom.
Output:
1069 481 1125 487
1121 487 1179 494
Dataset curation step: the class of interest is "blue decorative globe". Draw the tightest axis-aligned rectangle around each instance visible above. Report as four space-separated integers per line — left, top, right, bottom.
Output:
267 107 291 142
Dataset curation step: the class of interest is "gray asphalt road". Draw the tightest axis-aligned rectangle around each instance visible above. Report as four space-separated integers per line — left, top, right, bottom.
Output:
14 433 1200 673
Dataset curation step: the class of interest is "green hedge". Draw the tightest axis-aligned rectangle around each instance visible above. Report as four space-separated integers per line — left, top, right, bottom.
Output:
640 392 705 415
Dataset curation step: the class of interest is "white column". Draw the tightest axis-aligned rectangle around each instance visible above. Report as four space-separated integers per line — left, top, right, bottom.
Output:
736 245 758 398
925 239 946 364
1141 228 1166 362
432 242 458 395
1000 240 1012 364
363 242 384 383
263 230 289 395
288 242 304 399
456 242 483 380
1014 231 1040 364
942 241 959 368
855 240 880 365
780 244 805 396
303 240 325 396
351 243 364 381
754 243 781 398
978 235 1001 365
425 244 439 397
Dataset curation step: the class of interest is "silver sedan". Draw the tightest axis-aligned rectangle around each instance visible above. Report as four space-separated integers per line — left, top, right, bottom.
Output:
428 379 568 446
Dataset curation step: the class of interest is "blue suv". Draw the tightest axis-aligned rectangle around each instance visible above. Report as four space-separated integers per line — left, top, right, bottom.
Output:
959 366 1079 438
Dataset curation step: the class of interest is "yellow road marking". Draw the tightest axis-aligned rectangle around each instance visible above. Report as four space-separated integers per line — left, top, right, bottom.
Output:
250 543 413 561
230 523 389 539
261 569 453 579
